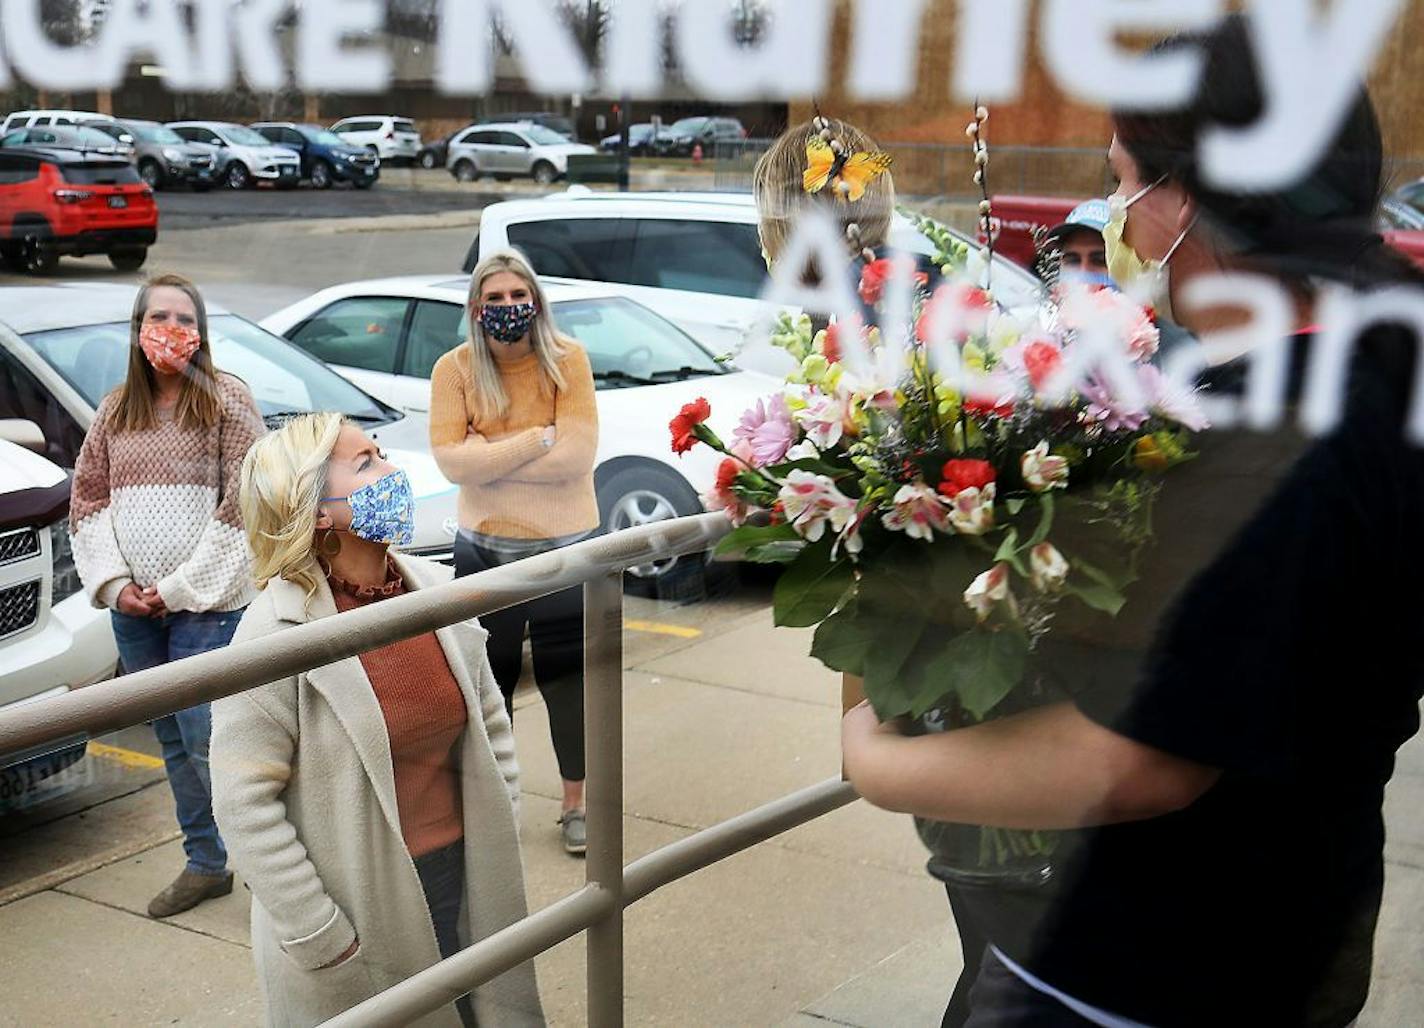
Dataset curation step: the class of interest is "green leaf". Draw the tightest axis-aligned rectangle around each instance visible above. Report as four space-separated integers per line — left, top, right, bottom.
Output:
933 630 1030 720
1025 493 1055 548
772 542 854 628
744 540 804 564
713 522 800 562
1005 497 1026 516
993 528 1020 563
863 618 927 719
1067 581 1126 617
771 457 852 480
809 598 869 675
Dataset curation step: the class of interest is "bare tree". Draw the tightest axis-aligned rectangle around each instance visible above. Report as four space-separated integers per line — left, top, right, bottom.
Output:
556 0 611 67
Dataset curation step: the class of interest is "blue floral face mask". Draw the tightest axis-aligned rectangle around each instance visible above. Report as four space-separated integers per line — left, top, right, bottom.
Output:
323 469 415 547
479 302 538 344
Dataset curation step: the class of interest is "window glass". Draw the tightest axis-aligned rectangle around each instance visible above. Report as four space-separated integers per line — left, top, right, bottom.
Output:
499 132 531 148
223 125 273 146
23 316 390 422
506 219 631 281
287 297 409 374
60 163 140 185
403 301 467 380
0 153 39 184
551 298 720 382
0 344 85 467
626 219 766 298
1 131 27 147
523 125 566 145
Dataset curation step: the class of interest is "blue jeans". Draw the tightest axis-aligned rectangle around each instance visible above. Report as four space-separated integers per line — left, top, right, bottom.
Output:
111 608 242 876
415 838 476 1027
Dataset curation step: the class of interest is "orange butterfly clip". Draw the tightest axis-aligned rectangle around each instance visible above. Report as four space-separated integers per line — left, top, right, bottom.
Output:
803 135 892 203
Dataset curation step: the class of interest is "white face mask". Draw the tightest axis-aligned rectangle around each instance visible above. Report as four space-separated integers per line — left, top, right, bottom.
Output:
1103 173 1196 321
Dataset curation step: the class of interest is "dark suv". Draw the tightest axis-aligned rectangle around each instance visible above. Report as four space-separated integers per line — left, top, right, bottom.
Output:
251 122 379 189
655 116 747 157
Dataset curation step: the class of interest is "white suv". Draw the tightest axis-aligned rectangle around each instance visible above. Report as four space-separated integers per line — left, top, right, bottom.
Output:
0 433 117 807
446 122 596 185
330 116 422 164
467 191 1045 376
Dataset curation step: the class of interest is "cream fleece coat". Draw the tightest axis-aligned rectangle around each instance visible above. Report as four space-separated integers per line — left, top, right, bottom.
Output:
210 553 544 1027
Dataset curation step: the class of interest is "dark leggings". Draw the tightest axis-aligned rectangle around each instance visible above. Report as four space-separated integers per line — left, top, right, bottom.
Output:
415 839 477 1027
455 535 586 783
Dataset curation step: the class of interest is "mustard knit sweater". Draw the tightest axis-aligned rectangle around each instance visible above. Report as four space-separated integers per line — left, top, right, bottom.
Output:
429 342 599 540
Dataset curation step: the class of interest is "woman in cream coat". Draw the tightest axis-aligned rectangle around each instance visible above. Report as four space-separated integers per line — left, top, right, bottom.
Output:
211 413 544 1027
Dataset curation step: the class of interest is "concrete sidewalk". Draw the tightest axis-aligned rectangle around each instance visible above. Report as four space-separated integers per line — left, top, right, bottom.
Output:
4 587 1422 1026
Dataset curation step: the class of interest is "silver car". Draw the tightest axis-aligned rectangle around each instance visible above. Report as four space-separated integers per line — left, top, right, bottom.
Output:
166 121 301 190
446 122 596 185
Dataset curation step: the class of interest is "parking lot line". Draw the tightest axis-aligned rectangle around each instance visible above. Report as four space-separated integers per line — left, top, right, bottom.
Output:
625 619 703 639
87 742 165 771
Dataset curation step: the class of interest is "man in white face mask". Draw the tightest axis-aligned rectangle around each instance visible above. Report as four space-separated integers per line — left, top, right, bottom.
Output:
1040 198 1116 290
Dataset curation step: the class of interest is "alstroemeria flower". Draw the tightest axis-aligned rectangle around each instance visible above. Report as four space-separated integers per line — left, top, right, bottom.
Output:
793 391 847 449
733 395 796 466
1021 441 1069 493
777 470 857 543
945 483 995 535
881 483 952 542
964 563 1011 622
1029 542 1070 593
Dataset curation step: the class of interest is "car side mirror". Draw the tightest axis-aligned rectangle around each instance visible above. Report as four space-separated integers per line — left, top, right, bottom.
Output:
0 419 47 454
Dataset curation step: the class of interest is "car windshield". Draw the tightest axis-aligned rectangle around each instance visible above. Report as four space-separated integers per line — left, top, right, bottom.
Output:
524 125 568 146
303 127 348 146
130 123 184 145
23 314 394 423
670 117 709 135
551 297 722 384
223 125 272 146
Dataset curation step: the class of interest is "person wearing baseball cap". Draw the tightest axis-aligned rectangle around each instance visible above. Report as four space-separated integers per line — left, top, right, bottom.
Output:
1039 198 1115 288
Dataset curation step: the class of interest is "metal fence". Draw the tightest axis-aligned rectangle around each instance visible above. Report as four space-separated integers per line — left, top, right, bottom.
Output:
0 513 859 1027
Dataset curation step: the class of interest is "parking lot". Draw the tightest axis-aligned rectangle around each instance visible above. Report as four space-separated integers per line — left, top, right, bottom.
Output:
4 171 1424 1028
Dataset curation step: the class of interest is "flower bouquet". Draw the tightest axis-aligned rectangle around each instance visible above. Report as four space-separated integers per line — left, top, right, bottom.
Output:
669 209 1207 886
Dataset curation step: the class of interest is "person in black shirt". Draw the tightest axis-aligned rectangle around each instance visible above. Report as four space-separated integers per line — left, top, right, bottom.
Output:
841 16 1424 1027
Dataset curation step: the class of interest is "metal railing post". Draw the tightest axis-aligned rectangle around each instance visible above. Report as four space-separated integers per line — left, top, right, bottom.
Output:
584 571 625 1028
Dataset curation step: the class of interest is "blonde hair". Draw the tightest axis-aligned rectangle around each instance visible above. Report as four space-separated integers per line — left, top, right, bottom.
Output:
113 272 222 434
752 118 896 266
239 412 345 605
464 248 571 421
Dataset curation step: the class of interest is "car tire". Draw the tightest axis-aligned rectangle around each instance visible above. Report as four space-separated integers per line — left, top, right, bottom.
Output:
531 161 557 185
311 160 334 189
597 463 728 600
108 247 148 272
452 159 478 183
225 161 251 190
138 159 164 190
419 150 438 170
17 227 57 275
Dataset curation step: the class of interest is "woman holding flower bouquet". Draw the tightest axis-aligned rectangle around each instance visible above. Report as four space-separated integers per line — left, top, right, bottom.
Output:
429 249 599 856
835 18 1424 1028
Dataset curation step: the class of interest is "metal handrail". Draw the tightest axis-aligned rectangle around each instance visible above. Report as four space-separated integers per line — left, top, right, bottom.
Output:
1 511 864 1027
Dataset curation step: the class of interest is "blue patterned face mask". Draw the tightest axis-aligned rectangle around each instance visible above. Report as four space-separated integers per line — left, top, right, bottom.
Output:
323 469 415 546
479 302 538 344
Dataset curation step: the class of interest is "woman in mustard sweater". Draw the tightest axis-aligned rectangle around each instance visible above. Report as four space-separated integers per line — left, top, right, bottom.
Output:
429 249 599 856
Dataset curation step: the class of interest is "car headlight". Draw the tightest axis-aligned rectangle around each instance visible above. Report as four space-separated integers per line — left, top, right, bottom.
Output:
163 148 183 161
49 524 82 605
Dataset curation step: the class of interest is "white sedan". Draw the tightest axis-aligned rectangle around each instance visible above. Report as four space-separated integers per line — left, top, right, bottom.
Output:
262 277 783 596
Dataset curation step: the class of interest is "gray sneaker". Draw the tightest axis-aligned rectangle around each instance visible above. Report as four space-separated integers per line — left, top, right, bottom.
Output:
559 811 587 856
148 868 234 918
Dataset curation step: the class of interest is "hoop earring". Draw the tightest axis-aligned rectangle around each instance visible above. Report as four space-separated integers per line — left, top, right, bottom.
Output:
319 529 342 558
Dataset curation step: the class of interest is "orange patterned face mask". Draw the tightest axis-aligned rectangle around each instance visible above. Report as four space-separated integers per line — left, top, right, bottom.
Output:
138 321 201 375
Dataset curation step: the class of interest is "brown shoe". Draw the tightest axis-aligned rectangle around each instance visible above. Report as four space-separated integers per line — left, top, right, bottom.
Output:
147 869 234 918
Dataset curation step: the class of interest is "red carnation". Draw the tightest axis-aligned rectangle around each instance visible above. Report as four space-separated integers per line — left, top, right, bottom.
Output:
938 458 997 499
669 397 712 455
1022 341 1064 391
858 258 893 306
820 321 842 365
963 396 1015 419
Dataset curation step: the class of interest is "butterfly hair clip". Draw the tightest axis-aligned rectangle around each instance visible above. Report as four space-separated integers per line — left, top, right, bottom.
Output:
803 114 892 203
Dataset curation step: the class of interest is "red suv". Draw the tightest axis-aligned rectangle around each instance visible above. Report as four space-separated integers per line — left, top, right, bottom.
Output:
0 147 158 275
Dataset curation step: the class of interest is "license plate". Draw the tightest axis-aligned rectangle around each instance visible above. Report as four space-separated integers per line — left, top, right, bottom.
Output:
108 196 127 209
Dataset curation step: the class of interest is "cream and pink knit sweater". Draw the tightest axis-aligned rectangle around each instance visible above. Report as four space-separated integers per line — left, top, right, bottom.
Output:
70 373 265 613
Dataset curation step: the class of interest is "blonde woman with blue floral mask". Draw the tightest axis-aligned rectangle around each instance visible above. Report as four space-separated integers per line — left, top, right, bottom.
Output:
210 413 544 1028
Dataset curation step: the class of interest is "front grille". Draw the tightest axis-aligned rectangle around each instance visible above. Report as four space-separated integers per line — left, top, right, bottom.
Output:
353 154 378 166
190 157 212 169
0 580 41 640
0 528 40 566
